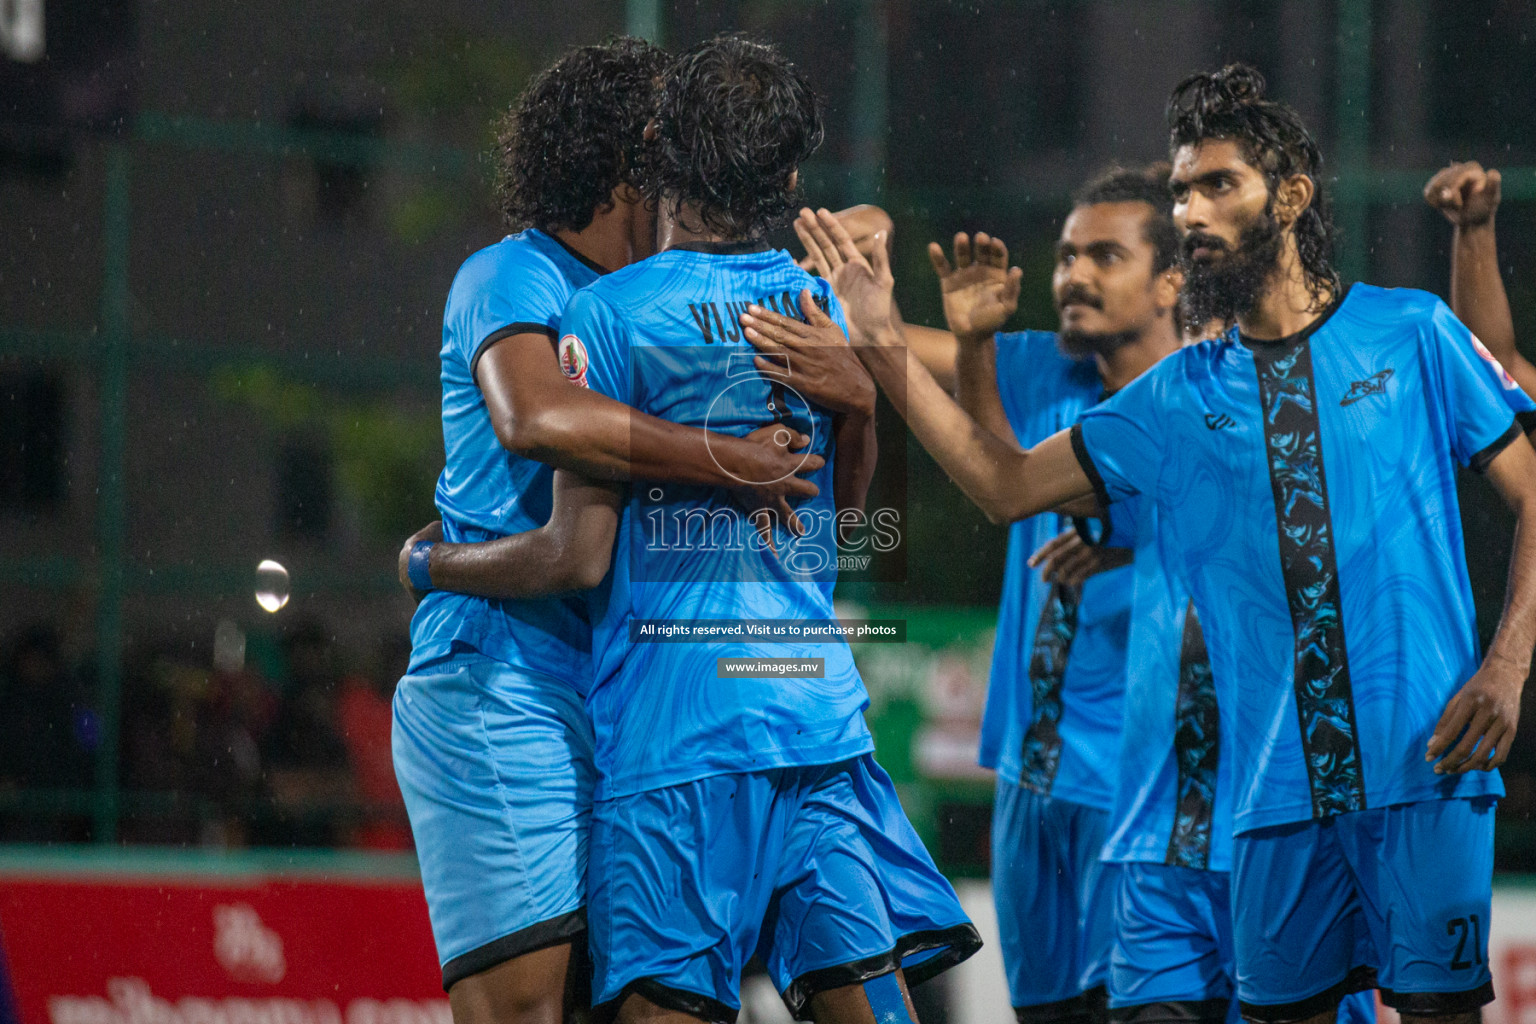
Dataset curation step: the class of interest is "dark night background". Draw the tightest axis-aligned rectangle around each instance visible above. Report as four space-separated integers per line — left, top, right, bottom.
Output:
2 0 1535 862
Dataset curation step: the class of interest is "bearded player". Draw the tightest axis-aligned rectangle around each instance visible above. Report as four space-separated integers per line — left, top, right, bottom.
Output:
778 63 1536 1024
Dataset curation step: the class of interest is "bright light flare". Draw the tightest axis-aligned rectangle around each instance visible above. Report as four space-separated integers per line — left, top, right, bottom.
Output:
255 559 291 612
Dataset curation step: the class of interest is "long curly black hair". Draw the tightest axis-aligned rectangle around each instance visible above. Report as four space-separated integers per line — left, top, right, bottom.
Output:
493 37 669 234
1167 64 1341 307
647 34 824 240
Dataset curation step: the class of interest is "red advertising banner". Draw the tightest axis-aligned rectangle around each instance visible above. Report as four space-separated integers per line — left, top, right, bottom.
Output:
0 852 445 1024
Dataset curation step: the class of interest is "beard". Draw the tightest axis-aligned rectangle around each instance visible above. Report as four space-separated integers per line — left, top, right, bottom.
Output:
1057 327 1140 359
1179 202 1283 329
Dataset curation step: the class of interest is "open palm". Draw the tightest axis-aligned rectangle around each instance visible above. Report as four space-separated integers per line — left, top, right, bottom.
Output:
794 207 897 342
928 232 1023 339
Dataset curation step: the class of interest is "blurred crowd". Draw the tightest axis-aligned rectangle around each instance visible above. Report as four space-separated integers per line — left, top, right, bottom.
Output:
0 617 413 850
0 616 1533 867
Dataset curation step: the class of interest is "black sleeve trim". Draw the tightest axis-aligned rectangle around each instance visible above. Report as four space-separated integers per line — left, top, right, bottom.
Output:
1069 423 1114 510
470 321 558 380
1072 516 1108 548
1518 409 1536 435
1468 419 1522 473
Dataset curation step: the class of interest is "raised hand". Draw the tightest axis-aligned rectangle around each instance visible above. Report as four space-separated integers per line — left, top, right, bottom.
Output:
798 205 895 272
792 207 897 344
739 289 875 417
928 232 1024 342
1424 161 1502 228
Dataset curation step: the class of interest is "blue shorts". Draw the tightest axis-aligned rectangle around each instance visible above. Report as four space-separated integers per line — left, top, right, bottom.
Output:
1232 797 1496 1021
1109 863 1235 1021
1110 866 1381 1024
992 782 1118 1016
587 755 980 1022
391 651 595 991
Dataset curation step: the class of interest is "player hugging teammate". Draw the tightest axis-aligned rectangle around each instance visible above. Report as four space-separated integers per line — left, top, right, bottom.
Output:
397 32 978 1024
392 33 1536 1024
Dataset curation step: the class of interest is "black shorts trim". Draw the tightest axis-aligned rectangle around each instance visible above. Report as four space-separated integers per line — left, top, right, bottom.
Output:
600 978 738 1024
441 907 586 992
1017 984 1108 1024
1069 423 1113 512
1238 965 1376 1024
1380 980 1494 1016
1469 420 1522 473
1518 409 1536 436
1109 998 1230 1024
781 923 984 1020
470 321 558 379
784 949 897 1020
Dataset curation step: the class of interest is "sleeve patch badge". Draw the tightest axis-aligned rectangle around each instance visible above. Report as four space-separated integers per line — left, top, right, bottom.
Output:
558 334 590 388
1471 333 1519 390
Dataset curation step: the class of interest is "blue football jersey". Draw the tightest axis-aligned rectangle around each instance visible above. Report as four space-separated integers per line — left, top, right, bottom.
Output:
409 229 603 684
560 242 874 800
978 331 1132 810
1101 495 1234 871
1075 284 1536 832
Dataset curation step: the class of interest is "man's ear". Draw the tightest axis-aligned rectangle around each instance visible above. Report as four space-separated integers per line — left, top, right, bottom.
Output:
1272 173 1315 226
1156 266 1184 313
786 168 799 192
643 118 659 143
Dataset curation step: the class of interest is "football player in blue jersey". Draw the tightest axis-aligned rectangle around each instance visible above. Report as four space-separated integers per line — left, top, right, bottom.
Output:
941 169 1176 1024
780 169 1380 1024
889 167 1183 1024
401 33 978 1024
782 63 1536 1024
392 38 834 1024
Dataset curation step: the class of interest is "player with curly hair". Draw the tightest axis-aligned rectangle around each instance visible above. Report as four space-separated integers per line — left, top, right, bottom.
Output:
391 37 836 1024
775 62 1536 1024
399 33 978 1024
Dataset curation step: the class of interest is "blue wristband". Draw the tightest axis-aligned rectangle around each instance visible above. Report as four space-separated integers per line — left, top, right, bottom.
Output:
407 540 436 593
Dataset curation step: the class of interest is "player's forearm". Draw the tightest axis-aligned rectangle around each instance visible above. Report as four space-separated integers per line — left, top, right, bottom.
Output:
1451 224 1519 363
428 474 618 598
519 388 766 487
895 318 959 393
832 411 877 514
428 531 588 598
1486 491 1536 676
952 333 1019 446
857 324 1066 524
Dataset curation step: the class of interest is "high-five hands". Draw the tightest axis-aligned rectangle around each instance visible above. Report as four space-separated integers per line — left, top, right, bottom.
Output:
1424 161 1501 228
928 232 1024 342
796 205 895 272
791 207 898 344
